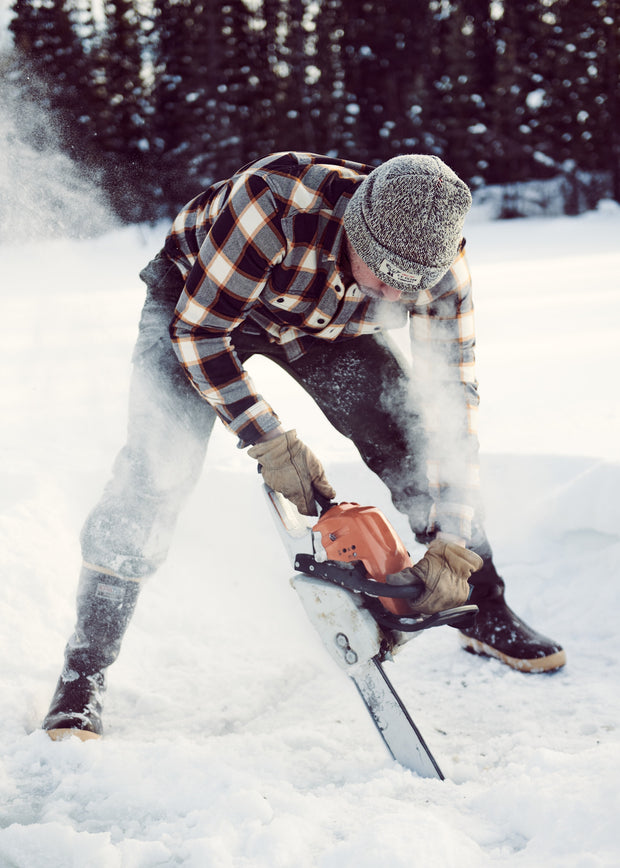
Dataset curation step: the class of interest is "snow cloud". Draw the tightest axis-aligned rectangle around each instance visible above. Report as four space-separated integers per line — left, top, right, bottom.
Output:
0 79 117 244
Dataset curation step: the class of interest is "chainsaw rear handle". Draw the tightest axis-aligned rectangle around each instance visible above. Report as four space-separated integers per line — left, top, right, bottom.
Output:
313 488 335 515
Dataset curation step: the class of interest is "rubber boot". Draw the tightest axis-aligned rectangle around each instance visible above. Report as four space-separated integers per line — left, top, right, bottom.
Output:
459 558 566 673
43 567 141 740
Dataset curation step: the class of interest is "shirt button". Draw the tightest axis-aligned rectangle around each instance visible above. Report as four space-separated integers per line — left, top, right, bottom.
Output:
317 318 325 324
276 297 285 303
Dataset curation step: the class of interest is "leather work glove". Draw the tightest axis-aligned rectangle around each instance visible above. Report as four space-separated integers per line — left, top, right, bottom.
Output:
248 430 336 516
386 539 483 615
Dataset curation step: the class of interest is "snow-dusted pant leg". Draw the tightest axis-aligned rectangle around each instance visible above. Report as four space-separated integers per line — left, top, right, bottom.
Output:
286 334 498 565
80 256 217 580
233 327 436 539
233 326 496 569
283 333 500 586
286 333 437 536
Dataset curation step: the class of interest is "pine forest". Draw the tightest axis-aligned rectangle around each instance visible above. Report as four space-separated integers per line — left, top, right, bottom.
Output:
4 0 619 222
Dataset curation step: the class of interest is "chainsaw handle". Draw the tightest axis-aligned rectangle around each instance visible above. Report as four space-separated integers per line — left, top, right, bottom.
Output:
313 488 335 515
294 554 426 601
256 467 333 517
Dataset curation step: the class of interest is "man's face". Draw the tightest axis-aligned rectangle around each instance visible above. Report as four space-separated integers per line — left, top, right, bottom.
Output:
345 240 403 302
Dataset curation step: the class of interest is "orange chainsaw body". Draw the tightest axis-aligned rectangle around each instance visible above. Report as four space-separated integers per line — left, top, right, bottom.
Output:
313 502 414 616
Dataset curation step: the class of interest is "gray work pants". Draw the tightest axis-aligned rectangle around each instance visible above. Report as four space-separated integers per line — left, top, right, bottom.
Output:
81 254 491 581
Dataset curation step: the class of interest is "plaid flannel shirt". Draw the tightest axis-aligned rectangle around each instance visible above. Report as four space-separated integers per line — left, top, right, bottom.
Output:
165 152 480 541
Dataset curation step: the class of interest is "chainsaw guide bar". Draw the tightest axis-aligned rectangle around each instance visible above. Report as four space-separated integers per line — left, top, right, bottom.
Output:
263 483 478 779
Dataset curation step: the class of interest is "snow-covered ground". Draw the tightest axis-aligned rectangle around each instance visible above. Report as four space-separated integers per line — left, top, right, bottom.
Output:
1 175 620 866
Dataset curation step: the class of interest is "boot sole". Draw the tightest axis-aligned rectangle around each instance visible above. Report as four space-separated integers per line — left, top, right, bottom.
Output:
459 633 567 672
46 728 102 742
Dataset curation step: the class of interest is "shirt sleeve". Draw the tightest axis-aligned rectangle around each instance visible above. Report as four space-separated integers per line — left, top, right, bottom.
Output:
408 247 481 544
169 172 287 446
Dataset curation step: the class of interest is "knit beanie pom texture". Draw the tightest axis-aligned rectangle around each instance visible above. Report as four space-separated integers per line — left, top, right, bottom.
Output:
343 154 472 293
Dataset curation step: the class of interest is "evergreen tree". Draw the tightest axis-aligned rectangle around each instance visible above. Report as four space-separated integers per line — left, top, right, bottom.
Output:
334 0 438 163
9 0 94 154
600 0 620 200
7 0 619 218
245 0 284 156
149 0 223 209
309 0 349 155
457 0 502 183
420 2 479 178
84 1 151 219
542 0 620 201
150 0 277 211
91 1 148 153
482 1 552 185
219 0 270 168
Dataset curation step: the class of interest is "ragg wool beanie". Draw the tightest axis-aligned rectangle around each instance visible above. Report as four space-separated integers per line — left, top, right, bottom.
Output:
343 155 472 293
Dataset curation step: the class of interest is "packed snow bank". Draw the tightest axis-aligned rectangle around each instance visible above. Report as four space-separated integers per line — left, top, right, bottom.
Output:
1 208 619 866
1 456 619 867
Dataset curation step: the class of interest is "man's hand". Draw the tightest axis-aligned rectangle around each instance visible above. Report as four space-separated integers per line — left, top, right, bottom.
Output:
248 430 336 516
387 540 483 615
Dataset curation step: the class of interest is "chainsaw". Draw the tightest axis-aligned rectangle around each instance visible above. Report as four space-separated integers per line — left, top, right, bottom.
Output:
263 482 478 780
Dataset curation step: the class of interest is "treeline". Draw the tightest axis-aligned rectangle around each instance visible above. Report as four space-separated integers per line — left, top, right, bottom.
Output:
5 0 619 222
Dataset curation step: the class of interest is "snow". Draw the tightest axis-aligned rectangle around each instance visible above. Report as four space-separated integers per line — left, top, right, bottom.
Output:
1 181 620 864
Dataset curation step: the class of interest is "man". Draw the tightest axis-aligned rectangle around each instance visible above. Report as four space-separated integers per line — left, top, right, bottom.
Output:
43 152 566 741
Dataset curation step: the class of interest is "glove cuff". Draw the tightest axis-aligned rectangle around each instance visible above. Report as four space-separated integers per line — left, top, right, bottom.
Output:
248 430 297 462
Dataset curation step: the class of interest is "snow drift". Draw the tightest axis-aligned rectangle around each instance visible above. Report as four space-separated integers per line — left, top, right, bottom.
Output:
1 179 619 864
